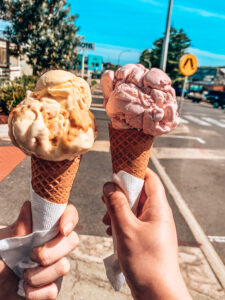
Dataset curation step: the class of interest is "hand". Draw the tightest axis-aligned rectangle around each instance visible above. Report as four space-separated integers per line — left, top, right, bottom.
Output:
0 201 79 300
102 169 192 300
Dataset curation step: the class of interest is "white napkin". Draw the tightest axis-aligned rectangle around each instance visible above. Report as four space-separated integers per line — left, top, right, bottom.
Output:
104 170 144 291
0 188 67 297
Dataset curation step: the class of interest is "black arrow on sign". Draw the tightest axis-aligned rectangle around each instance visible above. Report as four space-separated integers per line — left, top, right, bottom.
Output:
183 58 194 70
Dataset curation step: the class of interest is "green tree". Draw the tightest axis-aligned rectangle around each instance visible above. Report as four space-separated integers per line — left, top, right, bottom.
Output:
139 27 191 86
0 0 81 75
139 49 151 69
103 62 120 71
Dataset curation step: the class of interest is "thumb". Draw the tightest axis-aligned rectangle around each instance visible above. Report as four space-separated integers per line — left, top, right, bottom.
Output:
13 201 32 237
103 182 136 236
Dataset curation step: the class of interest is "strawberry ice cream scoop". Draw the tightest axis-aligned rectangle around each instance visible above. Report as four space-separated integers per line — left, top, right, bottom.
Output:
101 64 179 136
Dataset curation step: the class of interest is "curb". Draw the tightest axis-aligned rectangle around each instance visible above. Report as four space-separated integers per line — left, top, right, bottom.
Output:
151 151 225 289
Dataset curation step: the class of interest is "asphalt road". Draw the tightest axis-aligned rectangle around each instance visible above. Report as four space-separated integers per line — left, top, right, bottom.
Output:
0 87 224 265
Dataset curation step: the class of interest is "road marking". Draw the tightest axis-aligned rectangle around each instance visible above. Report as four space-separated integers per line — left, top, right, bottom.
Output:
208 236 225 243
91 140 109 152
151 152 225 288
91 103 104 107
0 124 8 138
184 115 211 126
179 118 189 124
160 135 206 144
90 107 105 112
202 117 225 128
154 147 225 160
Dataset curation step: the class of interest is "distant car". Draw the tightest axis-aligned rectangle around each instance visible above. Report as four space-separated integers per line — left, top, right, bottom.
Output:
187 92 204 103
174 87 188 97
205 90 225 109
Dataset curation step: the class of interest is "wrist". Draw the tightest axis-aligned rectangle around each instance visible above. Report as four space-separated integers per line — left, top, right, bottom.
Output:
131 271 192 300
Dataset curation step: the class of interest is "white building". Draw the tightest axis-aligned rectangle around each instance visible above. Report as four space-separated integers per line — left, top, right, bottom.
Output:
0 38 32 82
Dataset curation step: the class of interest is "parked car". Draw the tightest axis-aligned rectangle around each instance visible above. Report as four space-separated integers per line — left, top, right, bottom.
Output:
205 90 225 109
187 91 204 103
174 87 188 97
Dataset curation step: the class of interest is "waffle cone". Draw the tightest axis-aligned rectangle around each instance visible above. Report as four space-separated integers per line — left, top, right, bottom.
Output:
108 124 154 179
31 155 81 204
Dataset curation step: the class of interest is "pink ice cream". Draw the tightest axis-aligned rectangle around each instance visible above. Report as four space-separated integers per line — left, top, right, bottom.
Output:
100 64 179 136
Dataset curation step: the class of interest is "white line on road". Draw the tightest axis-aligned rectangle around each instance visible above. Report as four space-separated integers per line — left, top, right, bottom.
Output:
160 135 206 144
202 117 225 128
179 118 189 124
151 152 225 288
208 236 225 243
90 107 105 112
184 115 211 126
0 124 8 138
154 147 225 160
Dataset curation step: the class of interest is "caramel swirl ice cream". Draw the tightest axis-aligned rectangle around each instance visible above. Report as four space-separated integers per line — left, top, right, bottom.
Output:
8 70 96 161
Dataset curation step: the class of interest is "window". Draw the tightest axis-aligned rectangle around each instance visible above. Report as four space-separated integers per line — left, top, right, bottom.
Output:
0 47 7 65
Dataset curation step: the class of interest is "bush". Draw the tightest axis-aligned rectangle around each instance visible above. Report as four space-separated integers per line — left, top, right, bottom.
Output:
0 75 37 115
90 80 98 88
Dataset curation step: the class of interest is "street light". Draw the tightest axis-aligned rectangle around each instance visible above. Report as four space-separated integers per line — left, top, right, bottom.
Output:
160 0 173 72
117 50 131 65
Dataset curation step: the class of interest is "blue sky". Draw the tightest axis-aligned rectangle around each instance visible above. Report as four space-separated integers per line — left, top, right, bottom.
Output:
71 0 225 66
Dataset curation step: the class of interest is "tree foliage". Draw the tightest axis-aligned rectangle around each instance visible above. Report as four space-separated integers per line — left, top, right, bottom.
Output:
0 0 81 74
139 27 191 86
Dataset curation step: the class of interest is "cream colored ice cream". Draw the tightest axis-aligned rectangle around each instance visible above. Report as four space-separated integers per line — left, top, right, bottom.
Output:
8 70 96 161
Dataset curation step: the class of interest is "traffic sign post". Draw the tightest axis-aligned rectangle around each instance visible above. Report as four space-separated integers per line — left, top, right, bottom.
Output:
178 54 198 113
78 42 95 78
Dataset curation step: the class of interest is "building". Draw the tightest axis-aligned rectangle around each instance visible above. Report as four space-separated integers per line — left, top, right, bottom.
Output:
77 54 103 78
189 67 225 92
0 37 32 82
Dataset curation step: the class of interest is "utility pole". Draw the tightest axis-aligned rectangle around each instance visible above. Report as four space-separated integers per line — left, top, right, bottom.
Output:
160 0 173 72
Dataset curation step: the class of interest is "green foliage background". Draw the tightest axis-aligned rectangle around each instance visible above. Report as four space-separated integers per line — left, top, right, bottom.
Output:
0 0 81 75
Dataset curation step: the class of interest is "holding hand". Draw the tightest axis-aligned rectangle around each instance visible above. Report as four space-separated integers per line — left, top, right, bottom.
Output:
103 169 192 300
0 202 79 300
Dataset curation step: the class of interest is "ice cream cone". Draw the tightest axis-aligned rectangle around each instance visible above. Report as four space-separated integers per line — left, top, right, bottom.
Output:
31 155 81 204
108 124 154 179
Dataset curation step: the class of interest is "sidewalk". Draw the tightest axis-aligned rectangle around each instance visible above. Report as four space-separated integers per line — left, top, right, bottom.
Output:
58 235 225 300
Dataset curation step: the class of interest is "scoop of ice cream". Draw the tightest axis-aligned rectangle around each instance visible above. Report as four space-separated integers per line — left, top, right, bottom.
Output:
101 64 179 136
8 70 97 161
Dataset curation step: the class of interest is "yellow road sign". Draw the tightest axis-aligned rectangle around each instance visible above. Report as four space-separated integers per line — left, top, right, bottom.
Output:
179 54 198 76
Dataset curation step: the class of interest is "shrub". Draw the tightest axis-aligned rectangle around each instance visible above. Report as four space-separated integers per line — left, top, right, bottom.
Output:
0 75 37 115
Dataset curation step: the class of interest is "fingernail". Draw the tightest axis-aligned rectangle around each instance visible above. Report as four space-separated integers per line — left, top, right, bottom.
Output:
63 222 74 236
103 182 115 198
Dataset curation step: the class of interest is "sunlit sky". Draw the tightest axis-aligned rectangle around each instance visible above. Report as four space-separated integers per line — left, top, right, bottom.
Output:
1 0 225 67
72 0 225 66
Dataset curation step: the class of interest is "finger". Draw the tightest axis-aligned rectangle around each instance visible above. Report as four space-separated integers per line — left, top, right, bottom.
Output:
106 227 112 236
30 231 79 266
140 169 172 221
101 195 107 203
24 257 70 287
102 212 111 225
13 201 32 237
59 203 79 236
103 182 137 236
24 281 59 300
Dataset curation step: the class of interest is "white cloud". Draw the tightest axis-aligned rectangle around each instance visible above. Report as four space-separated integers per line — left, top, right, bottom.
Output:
176 5 225 20
189 47 225 66
189 48 225 60
81 43 142 64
